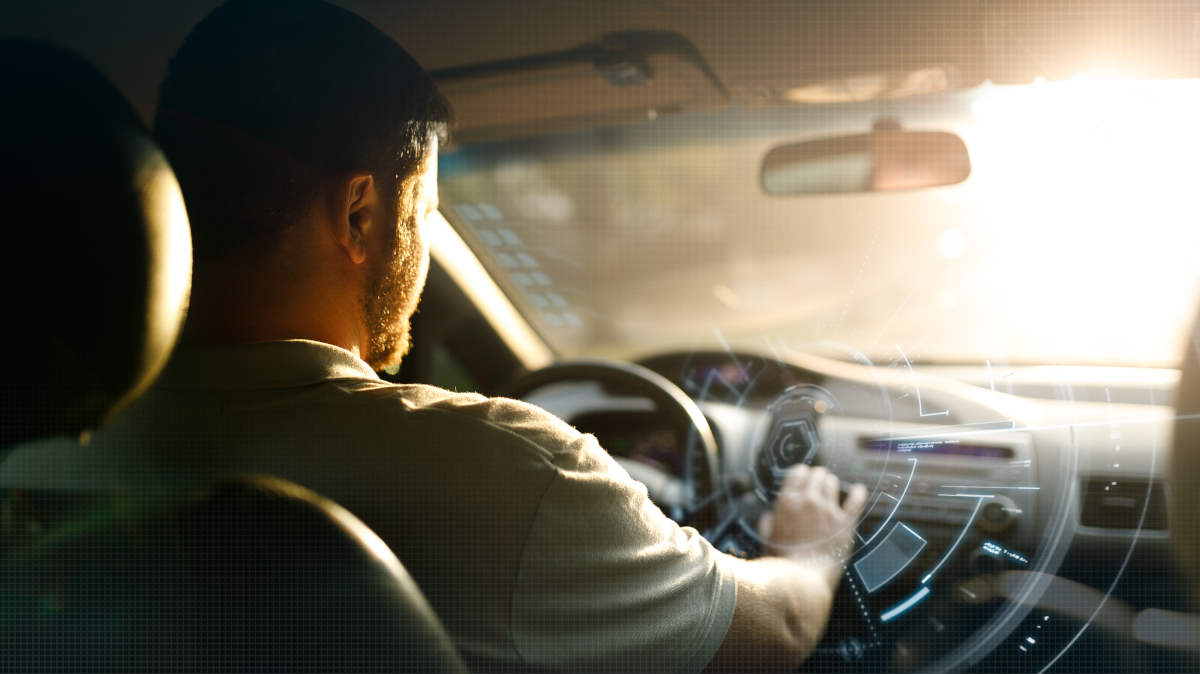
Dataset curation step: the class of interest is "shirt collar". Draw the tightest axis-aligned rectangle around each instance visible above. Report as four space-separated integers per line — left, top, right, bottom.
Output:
154 340 380 391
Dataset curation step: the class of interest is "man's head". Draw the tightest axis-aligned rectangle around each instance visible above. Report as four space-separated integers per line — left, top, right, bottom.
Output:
156 0 451 369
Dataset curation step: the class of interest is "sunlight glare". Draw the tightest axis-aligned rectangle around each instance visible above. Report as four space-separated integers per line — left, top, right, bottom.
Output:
965 78 1200 364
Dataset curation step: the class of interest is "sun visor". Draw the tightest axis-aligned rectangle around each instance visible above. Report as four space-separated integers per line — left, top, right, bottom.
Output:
432 31 728 144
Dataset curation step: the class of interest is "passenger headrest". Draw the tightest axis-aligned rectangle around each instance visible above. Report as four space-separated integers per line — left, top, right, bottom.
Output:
0 39 191 449
1174 321 1200 611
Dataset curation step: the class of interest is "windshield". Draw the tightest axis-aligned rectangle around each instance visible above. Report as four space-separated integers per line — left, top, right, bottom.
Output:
440 78 1200 368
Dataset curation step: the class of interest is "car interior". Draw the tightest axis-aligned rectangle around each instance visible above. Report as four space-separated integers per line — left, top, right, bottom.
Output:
3 1 1200 672
0 37 466 673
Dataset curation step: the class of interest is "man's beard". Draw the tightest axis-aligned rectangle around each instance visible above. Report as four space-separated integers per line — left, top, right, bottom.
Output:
360 203 424 372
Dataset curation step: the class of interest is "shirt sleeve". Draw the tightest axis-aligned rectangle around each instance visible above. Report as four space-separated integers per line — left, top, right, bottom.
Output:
511 434 738 674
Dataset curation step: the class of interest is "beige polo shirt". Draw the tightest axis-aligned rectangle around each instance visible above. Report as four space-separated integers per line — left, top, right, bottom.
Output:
0 340 736 673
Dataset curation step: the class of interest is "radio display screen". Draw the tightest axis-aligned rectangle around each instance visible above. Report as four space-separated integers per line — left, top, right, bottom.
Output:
859 438 1012 459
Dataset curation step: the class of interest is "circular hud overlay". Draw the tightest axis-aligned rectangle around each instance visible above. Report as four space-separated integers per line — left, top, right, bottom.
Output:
665 345 1169 674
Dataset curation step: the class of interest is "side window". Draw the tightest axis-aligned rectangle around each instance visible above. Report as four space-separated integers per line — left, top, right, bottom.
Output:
431 344 479 393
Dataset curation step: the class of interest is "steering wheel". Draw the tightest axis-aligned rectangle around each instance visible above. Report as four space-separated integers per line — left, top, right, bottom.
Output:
497 358 721 528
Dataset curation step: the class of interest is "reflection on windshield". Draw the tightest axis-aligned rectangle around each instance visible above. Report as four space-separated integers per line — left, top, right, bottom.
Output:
440 78 1200 368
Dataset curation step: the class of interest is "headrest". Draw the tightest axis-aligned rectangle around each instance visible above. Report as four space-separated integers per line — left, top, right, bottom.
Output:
1174 325 1200 611
0 39 191 448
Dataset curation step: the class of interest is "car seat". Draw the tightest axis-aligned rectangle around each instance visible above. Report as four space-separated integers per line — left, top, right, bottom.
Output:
0 37 467 673
1173 316 1200 614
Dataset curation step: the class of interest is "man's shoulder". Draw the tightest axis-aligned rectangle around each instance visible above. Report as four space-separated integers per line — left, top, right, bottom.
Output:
342 381 591 462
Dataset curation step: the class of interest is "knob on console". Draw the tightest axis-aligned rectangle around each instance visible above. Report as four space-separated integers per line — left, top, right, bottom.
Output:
977 494 1019 532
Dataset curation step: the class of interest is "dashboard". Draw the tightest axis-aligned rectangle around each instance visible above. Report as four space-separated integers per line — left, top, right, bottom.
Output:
521 349 1190 673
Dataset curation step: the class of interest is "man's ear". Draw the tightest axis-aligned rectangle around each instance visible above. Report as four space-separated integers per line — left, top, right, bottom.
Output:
332 171 376 266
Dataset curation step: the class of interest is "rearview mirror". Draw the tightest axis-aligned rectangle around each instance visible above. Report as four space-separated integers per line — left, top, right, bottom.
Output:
761 121 970 195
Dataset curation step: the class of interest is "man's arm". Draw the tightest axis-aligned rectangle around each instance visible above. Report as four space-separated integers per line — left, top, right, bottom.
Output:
704 465 868 673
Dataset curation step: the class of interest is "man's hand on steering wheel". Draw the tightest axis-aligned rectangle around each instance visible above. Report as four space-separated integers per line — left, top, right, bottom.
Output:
757 465 869 590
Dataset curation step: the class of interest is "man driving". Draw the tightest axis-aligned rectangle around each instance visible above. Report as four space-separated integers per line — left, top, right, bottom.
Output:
0 1 867 671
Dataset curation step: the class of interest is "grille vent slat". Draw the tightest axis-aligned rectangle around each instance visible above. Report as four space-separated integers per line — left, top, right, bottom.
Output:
1080 479 1169 531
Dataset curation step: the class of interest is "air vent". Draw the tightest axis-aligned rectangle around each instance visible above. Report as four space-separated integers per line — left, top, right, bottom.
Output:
1079 479 1169 531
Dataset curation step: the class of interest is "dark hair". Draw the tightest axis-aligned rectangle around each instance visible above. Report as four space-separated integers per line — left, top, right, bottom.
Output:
155 0 452 260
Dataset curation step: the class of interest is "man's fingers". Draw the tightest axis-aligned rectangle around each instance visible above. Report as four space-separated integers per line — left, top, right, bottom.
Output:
780 463 811 492
843 482 869 518
820 471 839 501
801 466 831 498
757 511 774 540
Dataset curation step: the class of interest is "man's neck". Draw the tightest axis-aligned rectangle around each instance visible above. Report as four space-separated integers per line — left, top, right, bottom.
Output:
182 252 367 361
